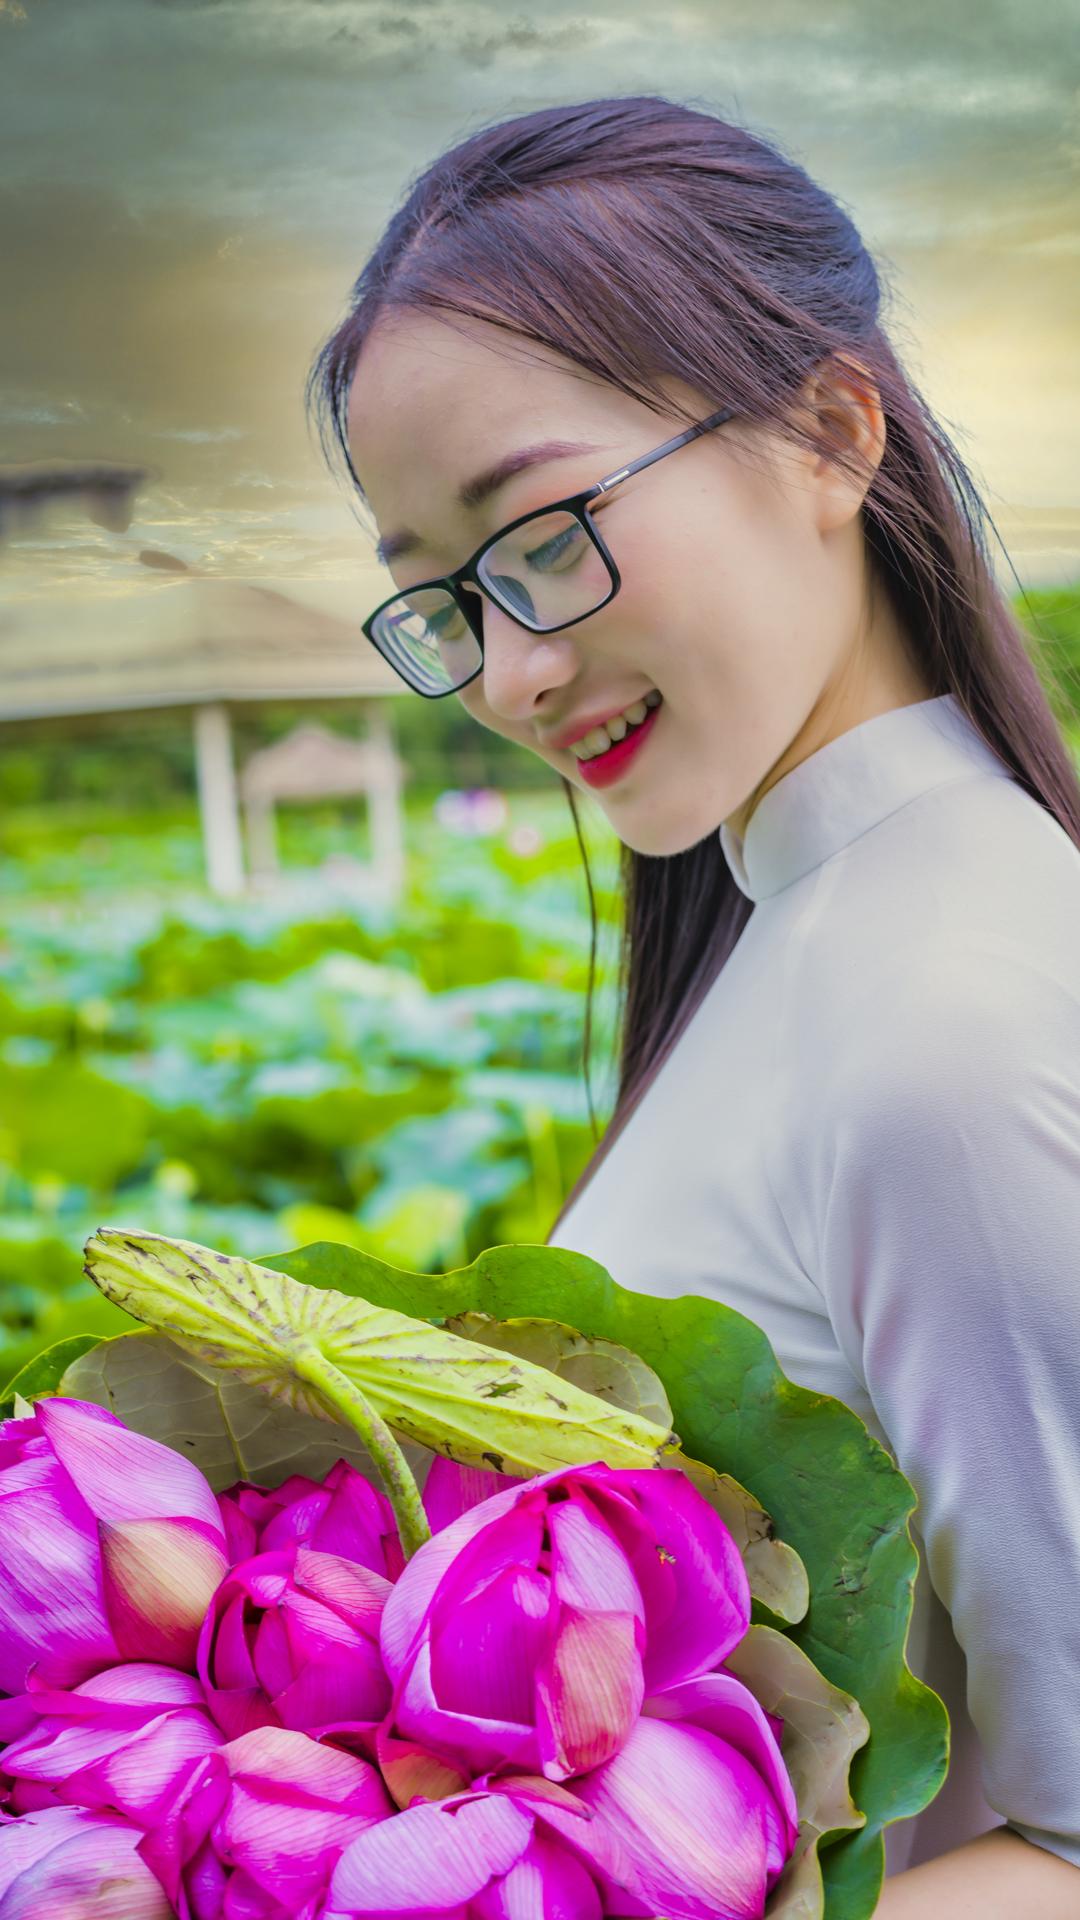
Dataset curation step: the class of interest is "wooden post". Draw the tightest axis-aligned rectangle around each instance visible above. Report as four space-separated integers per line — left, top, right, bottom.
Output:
244 791 279 880
365 702 405 905
193 702 246 897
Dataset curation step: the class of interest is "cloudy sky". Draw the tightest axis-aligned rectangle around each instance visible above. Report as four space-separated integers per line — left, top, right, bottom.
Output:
1 0 1078 628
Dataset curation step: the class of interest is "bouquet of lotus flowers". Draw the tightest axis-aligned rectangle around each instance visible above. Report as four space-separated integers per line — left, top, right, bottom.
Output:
0 1230 949 1919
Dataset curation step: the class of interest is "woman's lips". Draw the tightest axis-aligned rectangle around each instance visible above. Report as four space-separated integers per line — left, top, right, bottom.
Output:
577 699 662 788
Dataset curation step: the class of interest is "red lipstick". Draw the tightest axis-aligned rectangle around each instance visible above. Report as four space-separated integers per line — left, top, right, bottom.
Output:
577 701 662 789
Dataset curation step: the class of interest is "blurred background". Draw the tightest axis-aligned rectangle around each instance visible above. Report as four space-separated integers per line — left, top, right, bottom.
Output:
1 0 1078 1381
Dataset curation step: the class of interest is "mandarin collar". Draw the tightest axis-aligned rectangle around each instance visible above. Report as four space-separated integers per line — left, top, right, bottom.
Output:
717 694 1011 903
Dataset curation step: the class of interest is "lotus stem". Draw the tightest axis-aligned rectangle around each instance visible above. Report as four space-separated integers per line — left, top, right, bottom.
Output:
292 1342 431 1559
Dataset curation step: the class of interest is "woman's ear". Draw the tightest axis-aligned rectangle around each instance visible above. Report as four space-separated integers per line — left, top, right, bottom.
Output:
796 351 887 535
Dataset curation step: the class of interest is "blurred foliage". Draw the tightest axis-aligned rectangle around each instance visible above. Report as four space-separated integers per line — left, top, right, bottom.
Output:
1017 582 1080 732
0 782 625 1385
0 693 559 810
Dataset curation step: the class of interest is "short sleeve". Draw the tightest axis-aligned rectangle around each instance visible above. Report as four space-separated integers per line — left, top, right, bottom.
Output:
813 950 1080 1871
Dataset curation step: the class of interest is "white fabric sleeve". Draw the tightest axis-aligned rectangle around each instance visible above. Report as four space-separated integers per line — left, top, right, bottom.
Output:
811 949 1080 1872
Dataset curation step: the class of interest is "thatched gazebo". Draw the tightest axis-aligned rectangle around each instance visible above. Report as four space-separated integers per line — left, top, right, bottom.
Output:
0 574 406 899
240 719 404 887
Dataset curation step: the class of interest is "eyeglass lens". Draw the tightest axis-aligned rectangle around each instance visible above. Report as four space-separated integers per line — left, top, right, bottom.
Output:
369 510 613 694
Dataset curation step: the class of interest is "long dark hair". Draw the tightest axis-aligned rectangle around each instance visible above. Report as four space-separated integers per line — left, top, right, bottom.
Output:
305 94 1080 1241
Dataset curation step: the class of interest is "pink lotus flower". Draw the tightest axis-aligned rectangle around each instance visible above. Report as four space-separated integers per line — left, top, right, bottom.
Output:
329 1722 798 1920
377 1458 754 1788
323 1772 636 1920
325 1744 797 1920
569 1672 799 1917
219 1460 405 1580
364 1459 800 1916
0 1663 222 1825
0 1398 229 1691
197 1545 393 1739
0 1806 172 1919
139 1723 396 1920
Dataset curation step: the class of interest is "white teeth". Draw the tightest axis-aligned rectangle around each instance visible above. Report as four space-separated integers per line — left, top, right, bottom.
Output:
581 726 613 756
569 692 662 760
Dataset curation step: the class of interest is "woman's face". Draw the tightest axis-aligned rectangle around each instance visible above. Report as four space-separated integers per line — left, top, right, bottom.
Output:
347 312 920 855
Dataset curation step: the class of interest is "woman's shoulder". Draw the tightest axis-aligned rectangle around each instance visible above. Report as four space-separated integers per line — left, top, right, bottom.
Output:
786 769 1080 1102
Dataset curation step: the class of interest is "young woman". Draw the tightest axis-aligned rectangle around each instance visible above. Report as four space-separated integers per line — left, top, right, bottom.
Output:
306 95 1080 1916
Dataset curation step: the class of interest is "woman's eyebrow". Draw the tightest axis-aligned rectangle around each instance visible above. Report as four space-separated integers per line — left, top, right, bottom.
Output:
374 439 600 566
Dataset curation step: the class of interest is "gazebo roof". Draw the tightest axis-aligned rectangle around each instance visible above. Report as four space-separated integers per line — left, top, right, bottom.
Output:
240 721 399 801
0 576 401 723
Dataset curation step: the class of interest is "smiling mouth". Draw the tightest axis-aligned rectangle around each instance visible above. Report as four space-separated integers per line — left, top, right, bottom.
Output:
568 690 663 761
571 693 663 787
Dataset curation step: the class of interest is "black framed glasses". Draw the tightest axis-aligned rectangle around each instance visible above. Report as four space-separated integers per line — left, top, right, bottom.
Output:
362 403 738 697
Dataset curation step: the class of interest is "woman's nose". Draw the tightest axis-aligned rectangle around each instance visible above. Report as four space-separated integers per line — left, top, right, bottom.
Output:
476 598 578 723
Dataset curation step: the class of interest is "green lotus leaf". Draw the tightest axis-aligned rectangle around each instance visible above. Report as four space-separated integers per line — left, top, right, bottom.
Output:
0 1334 104 1420
82 1229 674 1476
443 1309 674 1428
60 1329 433 1494
762 1838 827 1920
723 1623 872 1916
